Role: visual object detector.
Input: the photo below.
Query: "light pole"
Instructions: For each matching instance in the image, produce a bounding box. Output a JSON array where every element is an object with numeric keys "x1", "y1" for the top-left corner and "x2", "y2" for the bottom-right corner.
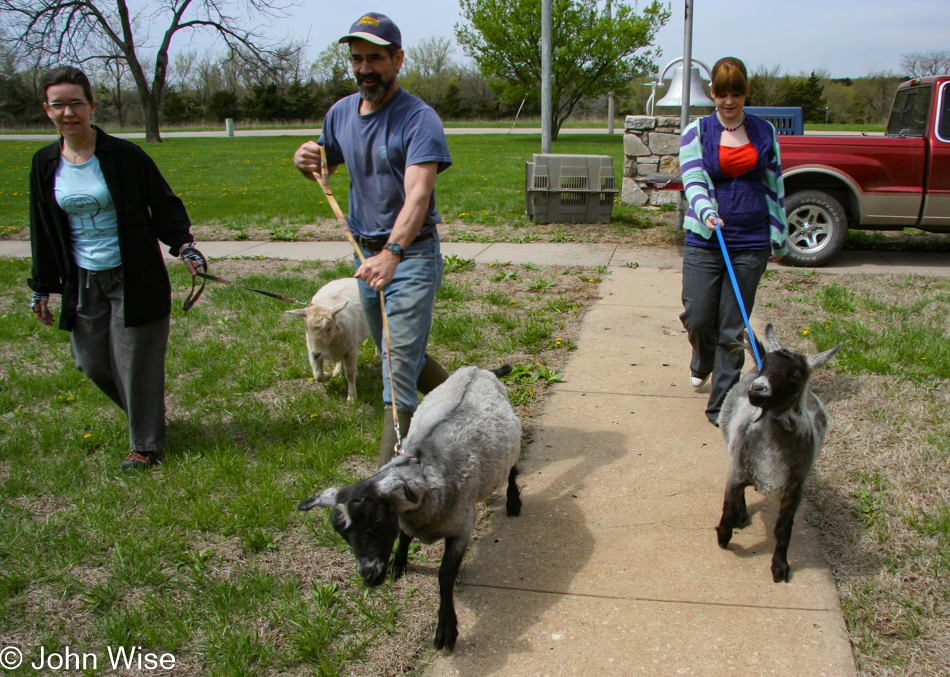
[
  {"x1": 606, "y1": 0, "x2": 614, "y2": 134},
  {"x1": 541, "y1": 0, "x2": 552, "y2": 153},
  {"x1": 676, "y1": 0, "x2": 695, "y2": 228}
]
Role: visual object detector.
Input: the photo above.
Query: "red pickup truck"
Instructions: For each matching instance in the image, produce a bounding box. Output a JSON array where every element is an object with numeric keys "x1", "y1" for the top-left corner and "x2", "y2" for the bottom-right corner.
[{"x1": 779, "y1": 75, "x2": 950, "y2": 266}]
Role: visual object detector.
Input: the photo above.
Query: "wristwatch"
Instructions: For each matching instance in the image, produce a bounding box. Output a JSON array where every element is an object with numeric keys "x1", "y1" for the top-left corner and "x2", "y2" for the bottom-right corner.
[{"x1": 383, "y1": 242, "x2": 405, "y2": 260}]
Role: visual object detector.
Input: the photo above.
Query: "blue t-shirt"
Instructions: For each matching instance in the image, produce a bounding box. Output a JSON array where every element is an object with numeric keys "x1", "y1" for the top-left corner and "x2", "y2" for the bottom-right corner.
[
  {"x1": 54, "y1": 155, "x2": 122, "y2": 270},
  {"x1": 319, "y1": 88, "x2": 452, "y2": 239}
]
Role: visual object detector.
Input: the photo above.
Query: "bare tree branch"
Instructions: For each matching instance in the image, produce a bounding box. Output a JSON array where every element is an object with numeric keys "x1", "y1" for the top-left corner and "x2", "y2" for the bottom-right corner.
[{"x1": 0, "y1": 0, "x2": 299, "y2": 141}]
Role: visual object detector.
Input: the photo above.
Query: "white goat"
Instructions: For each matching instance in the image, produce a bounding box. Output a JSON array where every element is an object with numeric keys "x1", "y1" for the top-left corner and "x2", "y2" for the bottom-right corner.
[
  {"x1": 716, "y1": 323, "x2": 842, "y2": 582},
  {"x1": 286, "y1": 278, "x2": 369, "y2": 402}
]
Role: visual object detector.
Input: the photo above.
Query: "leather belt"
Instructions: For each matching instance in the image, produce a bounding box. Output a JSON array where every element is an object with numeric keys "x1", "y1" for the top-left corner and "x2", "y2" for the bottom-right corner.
[{"x1": 356, "y1": 231, "x2": 434, "y2": 252}]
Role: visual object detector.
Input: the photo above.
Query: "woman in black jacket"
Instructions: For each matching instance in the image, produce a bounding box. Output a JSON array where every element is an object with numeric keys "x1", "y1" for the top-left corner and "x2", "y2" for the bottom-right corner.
[{"x1": 28, "y1": 66, "x2": 204, "y2": 470}]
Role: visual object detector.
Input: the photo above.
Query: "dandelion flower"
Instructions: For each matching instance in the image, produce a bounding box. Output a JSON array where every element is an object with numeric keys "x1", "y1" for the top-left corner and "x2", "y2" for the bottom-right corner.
[
  {"x1": 310, "y1": 413, "x2": 319, "y2": 418},
  {"x1": 66, "y1": 396, "x2": 74, "y2": 401},
  {"x1": 83, "y1": 433, "x2": 91, "y2": 439},
  {"x1": 802, "y1": 328, "x2": 810, "y2": 336}
]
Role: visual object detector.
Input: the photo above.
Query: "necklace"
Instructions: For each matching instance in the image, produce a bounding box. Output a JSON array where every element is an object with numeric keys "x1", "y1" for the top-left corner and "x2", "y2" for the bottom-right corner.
[
  {"x1": 63, "y1": 132, "x2": 95, "y2": 164},
  {"x1": 720, "y1": 113, "x2": 745, "y2": 132}
]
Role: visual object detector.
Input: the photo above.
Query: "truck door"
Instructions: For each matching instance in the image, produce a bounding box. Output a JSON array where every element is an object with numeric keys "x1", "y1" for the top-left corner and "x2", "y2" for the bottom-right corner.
[{"x1": 921, "y1": 81, "x2": 950, "y2": 228}]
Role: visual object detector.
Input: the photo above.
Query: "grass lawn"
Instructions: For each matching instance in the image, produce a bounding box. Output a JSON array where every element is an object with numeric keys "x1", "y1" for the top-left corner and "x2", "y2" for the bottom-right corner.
[
  {"x1": 756, "y1": 271, "x2": 950, "y2": 676},
  {"x1": 0, "y1": 134, "x2": 666, "y2": 240},
  {"x1": 0, "y1": 255, "x2": 599, "y2": 676}
]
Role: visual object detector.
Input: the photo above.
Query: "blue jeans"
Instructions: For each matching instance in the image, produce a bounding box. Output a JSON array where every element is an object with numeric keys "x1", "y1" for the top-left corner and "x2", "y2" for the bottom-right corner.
[
  {"x1": 679, "y1": 245, "x2": 769, "y2": 424},
  {"x1": 356, "y1": 233, "x2": 443, "y2": 412}
]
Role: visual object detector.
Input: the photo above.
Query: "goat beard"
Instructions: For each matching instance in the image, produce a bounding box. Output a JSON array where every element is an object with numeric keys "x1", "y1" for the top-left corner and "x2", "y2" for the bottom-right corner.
[{"x1": 357, "y1": 73, "x2": 395, "y2": 102}]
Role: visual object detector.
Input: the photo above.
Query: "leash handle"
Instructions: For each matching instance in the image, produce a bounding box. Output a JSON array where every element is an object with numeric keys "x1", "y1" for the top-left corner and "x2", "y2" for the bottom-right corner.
[
  {"x1": 714, "y1": 220, "x2": 763, "y2": 369},
  {"x1": 314, "y1": 145, "x2": 403, "y2": 453},
  {"x1": 182, "y1": 245, "x2": 208, "y2": 311}
]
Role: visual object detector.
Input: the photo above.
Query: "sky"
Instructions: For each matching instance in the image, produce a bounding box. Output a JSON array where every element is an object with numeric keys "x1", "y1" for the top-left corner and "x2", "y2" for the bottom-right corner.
[{"x1": 176, "y1": 0, "x2": 948, "y2": 80}]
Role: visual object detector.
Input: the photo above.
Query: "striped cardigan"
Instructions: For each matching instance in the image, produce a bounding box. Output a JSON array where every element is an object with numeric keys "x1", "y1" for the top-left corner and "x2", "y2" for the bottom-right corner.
[{"x1": 679, "y1": 114, "x2": 788, "y2": 256}]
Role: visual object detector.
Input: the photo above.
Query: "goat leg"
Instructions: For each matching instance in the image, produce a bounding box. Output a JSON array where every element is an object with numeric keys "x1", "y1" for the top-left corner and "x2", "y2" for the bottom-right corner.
[
  {"x1": 716, "y1": 480, "x2": 750, "y2": 548},
  {"x1": 772, "y1": 485, "x2": 803, "y2": 583},
  {"x1": 506, "y1": 465, "x2": 522, "y2": 517},
  {"x1": 434, "y1": 535, "x2": 468, "y2": 651},
  {"x1": 344, "y1": 351, "x2": 358, "y2": 402},
  {"x1": 391, "y1": 530, "x2": 413, "y2": 581}
]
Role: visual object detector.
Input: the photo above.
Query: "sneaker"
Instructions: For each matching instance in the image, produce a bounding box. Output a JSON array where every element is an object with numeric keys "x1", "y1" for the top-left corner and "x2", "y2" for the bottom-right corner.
[
  {"x1": 690, "y1": 372, "x2": 710, "y2": 388},
  {"x1": 121, "y1": 450, "x2": 154, "y2": 471}
]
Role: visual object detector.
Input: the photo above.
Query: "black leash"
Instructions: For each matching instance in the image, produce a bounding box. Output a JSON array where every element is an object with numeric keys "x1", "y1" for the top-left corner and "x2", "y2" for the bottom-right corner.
[
  {"x1": 180, "y1": 245, "x2": 307, "y2": 310},
  {"x1": 191, "y1": 272, "x2": 307, "y2": 307}
]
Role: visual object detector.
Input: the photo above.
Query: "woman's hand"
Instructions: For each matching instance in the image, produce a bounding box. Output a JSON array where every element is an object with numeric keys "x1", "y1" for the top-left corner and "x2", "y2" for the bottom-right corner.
[
  {"x1": 31, "y1": 298, "x2": 54, "y2": 326},
  {"x1": 706, "y1": 215, "x2": 722, "y2": 230}
]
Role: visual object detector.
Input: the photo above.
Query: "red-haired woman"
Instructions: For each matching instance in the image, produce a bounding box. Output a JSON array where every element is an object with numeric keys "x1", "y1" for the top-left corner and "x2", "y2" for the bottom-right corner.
[{"x1": 678, "y1": 57, "x2": 788, "y2": 426}]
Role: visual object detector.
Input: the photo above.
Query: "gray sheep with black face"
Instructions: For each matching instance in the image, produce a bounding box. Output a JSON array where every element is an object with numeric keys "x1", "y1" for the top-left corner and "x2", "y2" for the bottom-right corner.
[
  {"x1": 298, "y1": 366, "x2": 522, "y2": 651},
  {"x1": 716, "y1": 323, "x2": 842, "y2": 583}
]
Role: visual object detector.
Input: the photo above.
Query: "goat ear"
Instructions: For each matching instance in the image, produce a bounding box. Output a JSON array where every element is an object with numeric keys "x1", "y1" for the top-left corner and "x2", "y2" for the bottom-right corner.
[
  {"x1": 298, "y1": 488, "x2": 339, "y2": 511},
  {"x1": 286, "y1": 307, "x2": 308, "y2": 317},
  {"x1": 376, "y1": 462, "x2": 427, "y2": 511},
  {"x1": 808, "y1": 342, "x2": 843, "y2": 371},
  {"x1": 328, "y1": 300, "x2": 348, "y2": 319},
  {"x1": 763, "y1": 323, "x2": 782, "y2": 352}
]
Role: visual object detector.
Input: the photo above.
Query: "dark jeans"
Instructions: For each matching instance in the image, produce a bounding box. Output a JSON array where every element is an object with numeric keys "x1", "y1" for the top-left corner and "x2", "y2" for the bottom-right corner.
[
  {"x1": 680, "y1": 245, "x2": 769, "y2": 424},
  {"x1": 70, "y1": 267, "x2": 169, "y2": 452}
]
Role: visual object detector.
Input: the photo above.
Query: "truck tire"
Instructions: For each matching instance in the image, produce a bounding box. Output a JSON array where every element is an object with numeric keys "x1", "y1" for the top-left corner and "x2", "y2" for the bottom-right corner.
[{"x1": 784, "y1": 190, "x2": 848, "y2": 267}]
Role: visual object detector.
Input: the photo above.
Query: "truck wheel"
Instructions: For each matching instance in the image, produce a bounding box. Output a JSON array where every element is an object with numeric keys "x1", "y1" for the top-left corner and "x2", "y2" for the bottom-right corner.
[{"x1": 784, "y1": 190, "x2": 848, "y2": 267}]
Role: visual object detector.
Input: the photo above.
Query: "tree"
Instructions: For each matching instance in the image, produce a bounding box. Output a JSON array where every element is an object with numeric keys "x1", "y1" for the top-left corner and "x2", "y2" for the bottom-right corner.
[
  {"x1": 747, "y1": 64, "x2": 784, "y2": 106},
  {"x1": 0, "y1": 0, "x2": 300, "y2": 142},
  {"x1": 851, "y1": 71, "x2": 901, "y2": 124},
  {"x1": 778, "y1": 71, "x2": 828, "y2": 123},
  {"x1": 402, "y1": 36, "x2": 458, "y2": 110},
  {"x1": 900, "y1": 50, "x2": 950, "y2": 78},
  {"x1": 456, "y1": 0, "x2": 670, "y2": 140},
  {"x1": 312, "y1": 42, "x2": 356, "y2": 106}
]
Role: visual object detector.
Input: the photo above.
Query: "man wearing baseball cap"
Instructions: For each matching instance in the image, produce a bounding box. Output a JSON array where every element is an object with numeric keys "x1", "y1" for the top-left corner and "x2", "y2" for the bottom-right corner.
[{"x1": 293, "y1": 12, "x2": 453, "y2": 467}]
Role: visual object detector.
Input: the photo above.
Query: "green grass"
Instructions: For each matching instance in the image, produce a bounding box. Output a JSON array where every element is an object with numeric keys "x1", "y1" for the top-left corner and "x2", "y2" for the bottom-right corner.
[
  {"x1": 0, "y1": 256, "x2": 587, "y2": 675},
  {"x1": 0, "y1": 134, "x2": 657, "y2": 234},
  {"x1": 798, "y1": 278, "x2": 950, "y2": 381},
  {"x1": 758, "y1": 272, "x2": 950, "y2": 675}
]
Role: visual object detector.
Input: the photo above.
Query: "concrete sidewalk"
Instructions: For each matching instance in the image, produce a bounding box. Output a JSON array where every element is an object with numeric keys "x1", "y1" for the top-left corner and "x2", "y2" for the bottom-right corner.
[
  {"x1": 3, "y1": 239, "x2": 947, "y2": 675},
  {"x1": 3, "y1": 239, "x2": 948, "y2": 275},
  {"x1": 425, "y1": 265, "x2": 856, "y2": 676}
]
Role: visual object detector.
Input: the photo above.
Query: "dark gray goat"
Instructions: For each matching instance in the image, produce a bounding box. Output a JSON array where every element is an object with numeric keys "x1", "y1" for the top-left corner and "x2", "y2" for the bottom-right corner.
[
  {"x1": 716, "y1": 323, "x2": 842, "y2": 583},
  {"x1": 298, "y1": 366, "x2": 522, "y2": 651}
]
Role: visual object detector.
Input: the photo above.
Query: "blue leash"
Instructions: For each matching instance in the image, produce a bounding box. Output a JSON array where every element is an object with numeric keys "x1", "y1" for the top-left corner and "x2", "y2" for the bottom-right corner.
[{"x1": 713, "y1": 220, "x2": 763, "y2": 369}]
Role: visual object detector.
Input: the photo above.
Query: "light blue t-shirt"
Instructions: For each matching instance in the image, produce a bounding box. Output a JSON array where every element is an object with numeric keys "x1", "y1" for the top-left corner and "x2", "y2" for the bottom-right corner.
[
  {"x1": 319, "y1": 88, "x2": 452, "y2": 239},
  {"x1": 54, "y1": 155, "x2": 122, "y2": 270}
]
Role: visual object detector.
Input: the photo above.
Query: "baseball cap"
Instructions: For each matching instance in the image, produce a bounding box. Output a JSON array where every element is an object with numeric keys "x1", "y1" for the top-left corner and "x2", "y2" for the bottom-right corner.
[{"x1": 338, "y1": 12, "x2": 402, "y2": 49}]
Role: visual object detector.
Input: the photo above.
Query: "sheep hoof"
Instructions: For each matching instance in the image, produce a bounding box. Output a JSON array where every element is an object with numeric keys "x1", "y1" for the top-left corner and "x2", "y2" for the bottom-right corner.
[
  {"x1": 434, "y1": 622, "x2": 458, "y2": 652},
  {"x1": 506, "y1": 496, "x2": 522, "y2": 517},
  {"x1": 715, "y1": 525, "x2": 732, "y2": 549},
  {"x1": 772, "y1": 559, "x2": 791, "y2": 583}
]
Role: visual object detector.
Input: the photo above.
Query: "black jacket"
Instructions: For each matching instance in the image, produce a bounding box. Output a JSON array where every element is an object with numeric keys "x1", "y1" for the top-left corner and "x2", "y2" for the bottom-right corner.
[{"x1": 28, "y1": 127, "x2": 193, "y2": 329}]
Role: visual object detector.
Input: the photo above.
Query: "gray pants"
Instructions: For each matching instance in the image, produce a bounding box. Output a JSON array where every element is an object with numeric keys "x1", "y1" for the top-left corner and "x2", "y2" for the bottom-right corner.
[
  {"x1": 680, "y1": 246, "x2": 769, "y2": 424},
  {"x1": 70, "y1": 267, "x2": 169, "y2": 452}
]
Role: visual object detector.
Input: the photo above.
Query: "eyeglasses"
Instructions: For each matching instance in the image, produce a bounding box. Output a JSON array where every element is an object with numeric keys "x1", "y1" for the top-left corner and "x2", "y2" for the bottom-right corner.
[
  {"x1": 349, "y1": 54, "x2": 389, "y2": 66},
  {"x1": 46, "y1": 101, "x2": 91, "y2": 112}
]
